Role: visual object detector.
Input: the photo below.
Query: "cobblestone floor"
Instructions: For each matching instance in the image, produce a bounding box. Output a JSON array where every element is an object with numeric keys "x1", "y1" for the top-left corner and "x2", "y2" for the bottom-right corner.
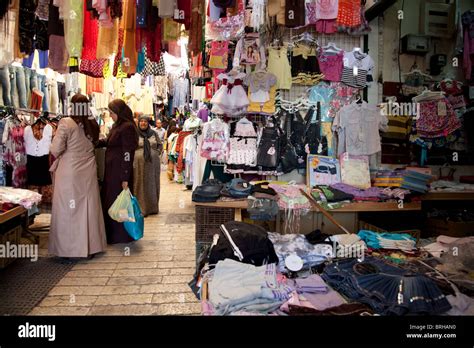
[{"x1": 29, "y1": 172, "x2": 200, "y2": 316}]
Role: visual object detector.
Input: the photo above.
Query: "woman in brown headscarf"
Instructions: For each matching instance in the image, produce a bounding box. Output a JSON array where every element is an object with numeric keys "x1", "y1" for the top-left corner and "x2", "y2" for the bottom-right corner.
[
  {"x1": 49, "y1": 94, "x2": 107, "y2": 258},
  {"x1": 98, "y1": 99, "x2": 139, "y2": 244}
]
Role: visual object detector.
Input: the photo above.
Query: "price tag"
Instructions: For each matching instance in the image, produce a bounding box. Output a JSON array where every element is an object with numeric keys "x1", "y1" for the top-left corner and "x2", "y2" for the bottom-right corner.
[
  {"x1": 267, "y1": 146, "x2": 276, "y2": 155},
  {"x1": 353, "y1": 66, "x2": 358, "y2": 76}
]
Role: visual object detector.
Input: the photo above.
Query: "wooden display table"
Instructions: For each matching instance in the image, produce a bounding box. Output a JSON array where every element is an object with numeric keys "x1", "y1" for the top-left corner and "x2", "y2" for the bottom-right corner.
[
  {"x1": 0, "y1": 205, "x2": 28, "y2": 268},
  {"x1": 193, "y1": 199, "x2": 422, "y2": 242},
  {"x1": 193, "y1": 200, "x2": 421, "y2": 212},
  {"x1": 421, "y1": 191, "x2": 474, "y2": 201},
  {"x1": 0, "y1": 205, "x2": 27, "y2": 224}
]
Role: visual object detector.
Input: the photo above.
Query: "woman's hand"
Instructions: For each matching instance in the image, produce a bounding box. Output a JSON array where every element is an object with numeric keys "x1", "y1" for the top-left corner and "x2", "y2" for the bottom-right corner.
[{"x1": 122, "y1": 181, "x2": 129, "y2": 190}]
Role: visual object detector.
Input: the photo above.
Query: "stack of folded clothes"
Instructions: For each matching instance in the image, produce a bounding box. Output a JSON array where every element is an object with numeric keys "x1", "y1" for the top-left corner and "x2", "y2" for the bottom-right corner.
[
  {"x1": 401, "y1": 170, "x2": 432, "y2": 193},
  {"x1": 330, "y1": 183, "x2": 389, "y2": 202},
  {"x1": 372, "y1": 170, "x2": 405, "y2": 188}
]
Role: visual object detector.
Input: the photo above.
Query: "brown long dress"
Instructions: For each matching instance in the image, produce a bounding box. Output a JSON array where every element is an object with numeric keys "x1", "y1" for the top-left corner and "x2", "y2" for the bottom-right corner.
[
  {"x1": 133, "y1": 135, "x2": 162, "y2": 216},
  {"x1": 49, "y1": 118, "x2": 107, "y2": 258},
  {"x1": 100, "y1": 122, "x2": 138, "y2": 244}
]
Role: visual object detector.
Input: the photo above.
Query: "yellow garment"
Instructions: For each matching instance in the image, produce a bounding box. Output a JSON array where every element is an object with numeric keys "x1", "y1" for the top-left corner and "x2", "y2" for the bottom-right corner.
[
  {"x1": 208, "y1": 55, "x2": 227, "y2": 70},
  {"x1": 163, "y1": 18, "x2": 180, "y2": 42},
  {"x1": 292, "y1": 44, "x2": 318, "y2": 59},
  {"x1": 103, "y1": 60, "x2": 112, "y2": 79},
  {"x1": 321, "y1": 122, "x2": 333, "y2": 155},
  {"x1": 292, "y1": 73, "x2": 324, "y2": 85},
  {"x1": 97, "y1": 18, "x2": 119, "y2": 59},
  {"x1": 267, "y1": 47, "x2": 292, "y2": 90},
  {"x1": 63, "y1": 0, "x2": 83, "y2": 57},
  {"x1": 121, "y1": 0, "x2": 137, "y2": 75},
  {"x1": 248, "y1": 86, "x2": 277, "y2": 114}
]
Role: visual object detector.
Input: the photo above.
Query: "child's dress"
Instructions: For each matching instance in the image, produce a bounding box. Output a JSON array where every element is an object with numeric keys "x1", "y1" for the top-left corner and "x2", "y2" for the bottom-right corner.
[{"x1": 211, "y1": 72, "x2": 250, "y2": 115}]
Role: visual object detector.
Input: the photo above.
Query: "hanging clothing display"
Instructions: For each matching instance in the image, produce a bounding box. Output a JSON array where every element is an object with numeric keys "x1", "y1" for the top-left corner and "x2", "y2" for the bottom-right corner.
[
  {"x1": 24, "y1": 122, "x2": 53, "y2": 186},
  {"x1": 333, "y1": 101, "x2": 388, "y2": 157},
  {"x1": 211, "y1": 72, "x2": 249, "y2": 115}
]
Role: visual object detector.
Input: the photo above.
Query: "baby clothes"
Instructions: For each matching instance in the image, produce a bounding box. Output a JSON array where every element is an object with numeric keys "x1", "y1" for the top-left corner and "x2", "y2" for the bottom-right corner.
[
  {"x1": 327, "y1": 82, "x2": 359, "y2": 118},
  {"x1": 244, "y1": 71, "x2": 277, "y2": 103},
  {"x1": 308, "y1": 82, "x2": 334, "y2": 122},
  {"x1": 318, "y1": 49, "x2": 344, "y2": 82},
  {"x1": 267, "y1": 47, "x2": 292, "y2": 90},
  {"x1": 248, "y1": 85, "x2": 277, "y2": 114},
  {"x1": 200, "y1": 119, "x2": 230, "y2": 161},
  {"x1": 417, "y1": 98, "x2": 461, "y2": 138},
  {"x1": 211, "y1": 72, "x2": 250, "y2": 115},
  {"x1": 208, "y1": 41, "x2": 229, "y2": 70},
  {"x1": 290, "y1": 44, "x2": 320, "y2": 77},
  {"x1": 227, "y1": 120, "x2": 258, "y2": 166},
  {"x1": 341, "y1": 50, "x2": 374, "y2": 88}
]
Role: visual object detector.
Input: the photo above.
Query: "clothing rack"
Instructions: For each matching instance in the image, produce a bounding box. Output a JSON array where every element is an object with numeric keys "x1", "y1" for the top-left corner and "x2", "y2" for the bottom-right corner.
[{"x1": 0, "y1": 105, "x2": 65, "y2": 118}]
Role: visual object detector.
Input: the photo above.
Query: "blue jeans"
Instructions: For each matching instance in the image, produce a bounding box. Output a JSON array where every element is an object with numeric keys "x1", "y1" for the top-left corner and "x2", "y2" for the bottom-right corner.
[
  {"x1": 37, "y1": 74, "x2": 49, "y2": 112},
  {"x1": 0, "y1": 66, "x2": 12, "y2": 106},
  {"x1": 24, "y1": 67, "x2": 38, "y2": 107},
  {"x1": 9, "y1": 65, "x2": 28, "y2": 109}
]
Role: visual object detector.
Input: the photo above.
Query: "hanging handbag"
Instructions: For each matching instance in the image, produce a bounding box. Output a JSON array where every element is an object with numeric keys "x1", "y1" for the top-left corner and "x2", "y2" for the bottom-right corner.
[
  {"x1": 257, "y1": 117, "x2": 281, "y2": 169},
  {"x1": 279, "y1": 112, "x2": 299, "y2": 173},
  {"x1": 304, "y1": 102, "x2": 328, "y2": 156}
]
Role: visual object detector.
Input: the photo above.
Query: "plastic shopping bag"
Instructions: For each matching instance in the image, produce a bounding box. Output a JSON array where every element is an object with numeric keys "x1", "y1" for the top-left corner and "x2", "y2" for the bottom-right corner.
[
  {"x1": 108, "y1": 189, "x2": 135, "y2": 222},
  {"x1": 124, "y1": 195, "x2": 144, "y2": 241}
]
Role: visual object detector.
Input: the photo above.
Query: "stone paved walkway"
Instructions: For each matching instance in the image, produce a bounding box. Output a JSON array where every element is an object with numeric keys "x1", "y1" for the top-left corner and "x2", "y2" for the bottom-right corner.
[{"x1": 29, "y1": 172, "x2": 200, "y2": 315}]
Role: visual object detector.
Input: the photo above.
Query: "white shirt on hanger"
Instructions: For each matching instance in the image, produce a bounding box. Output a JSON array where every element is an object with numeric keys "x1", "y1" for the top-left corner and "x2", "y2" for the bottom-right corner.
[{"x1": 24, "y1": 124, "x2": 53, "y2": 157}]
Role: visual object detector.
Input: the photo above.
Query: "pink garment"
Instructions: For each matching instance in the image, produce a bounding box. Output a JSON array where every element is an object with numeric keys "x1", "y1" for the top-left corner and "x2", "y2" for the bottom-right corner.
[
  {"x1": 281, "y1": 291, "x2": 318, "y2": 313},
  {"x1": 315, "y1": 19, "x2": 337, "y2": 34},
  {"x1": 201, "y1": 300, "x2": 215, "y2": 315},
  {"x1": 315, "y1": 0, "x2": 338, "y2": 19},
  {"x1": 463, "y1": 27, "x2": 474, "y2": 80},
  {"x1": 318, "y1": 50, "x2": 343, "y2": 82},
  {"x1": 417, "y1": 99, "x2": 462, "y2": 138},
  {"x1": 3, "y1": 124, "x2": 27, "y2": 188}
]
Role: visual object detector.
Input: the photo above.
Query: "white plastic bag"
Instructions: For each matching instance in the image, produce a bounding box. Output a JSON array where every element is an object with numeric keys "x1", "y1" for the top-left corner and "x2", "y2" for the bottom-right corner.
[{"x1": 108, "y1": 189, "x2": 135, "y2": 222}]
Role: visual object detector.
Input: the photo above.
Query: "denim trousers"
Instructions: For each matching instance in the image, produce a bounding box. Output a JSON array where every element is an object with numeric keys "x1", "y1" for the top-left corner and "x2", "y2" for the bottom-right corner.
[
  {"x1": 9, "y1": 65, "x2": 28, "y2": 109},
  {"x1": 322, "y1": 257, "x2": 451, "y2": 315},
  {"x1": 24, "y1": 67, "x2": 38, "y2": 107},
  {"x1": 37, "y1": 74, "x2": 49, "y2": 112},
  {"x1": 0, "y1": 65, "x2": 12, "y2": 106}
]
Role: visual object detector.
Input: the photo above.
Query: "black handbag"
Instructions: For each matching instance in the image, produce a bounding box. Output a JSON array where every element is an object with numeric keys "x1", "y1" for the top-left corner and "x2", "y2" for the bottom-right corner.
[
  {"x1": 279, "y1": 111, "x2": 300, "y2": 173},
  {"x1": 257, "y1": 120, "x2": 280, "y2": 169},
  {"x1": 192, "y1": 179, "x2": 223, "y2": 202},
  {"x1": 280, "y1": 113, "x2": 306, "y2": 174},
  {"x1": 304, "y1": 102, "x2": 328, "y2": 156}
]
